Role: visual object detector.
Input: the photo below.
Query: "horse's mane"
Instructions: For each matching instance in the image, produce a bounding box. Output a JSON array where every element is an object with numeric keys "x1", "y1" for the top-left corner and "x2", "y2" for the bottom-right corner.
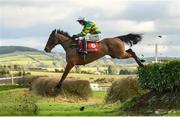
[{"x1": 57, "y1": 29, "x2": 72, "y2": 39}]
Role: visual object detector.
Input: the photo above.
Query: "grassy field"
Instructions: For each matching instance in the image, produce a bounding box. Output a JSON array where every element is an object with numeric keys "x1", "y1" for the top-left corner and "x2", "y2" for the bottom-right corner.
[
  {"x1": 1, "y1": 85, "x2": 179, "y2": 116},
  {"x1": 0, "y1": 85, "x2": 118, "y2": 116},
  {"x1": 0, "y1": 51, "x2": 56, "y2": 66},
  {"x1": 28, "y1": 71, "x2": 136, "y2": 86},
  {"x1": 29, "y1": 71, "x2": 135, "y2": 79},
  {"x1": 0, "y1": 72, "x2": 179, "y2": 116},
  {"x1": 37, "y1": 91, "x2": 118, "y2": 116},
  {"x1": 47, "y1": 66, "x2": 137, "y2": 72},
  {"x1": 0, "y1": 51, "x2": 139, "y2": 69}
]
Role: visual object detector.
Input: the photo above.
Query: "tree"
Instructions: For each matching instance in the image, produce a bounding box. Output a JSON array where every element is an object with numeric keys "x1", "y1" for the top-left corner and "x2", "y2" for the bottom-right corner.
[
  {"x1": 75, "y1": 65, "x2": 81, "y2": 73},
  {"x1": 108, "y1": 65, "x2": 117, "y2": 75},
  {"x1": 96, "y1": 66, "x2": 100, "y2": 72}
]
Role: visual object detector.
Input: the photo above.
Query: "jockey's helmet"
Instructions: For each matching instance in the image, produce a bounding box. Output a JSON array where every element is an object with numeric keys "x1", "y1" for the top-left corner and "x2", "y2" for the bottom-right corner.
[{"x1": 77, "y1": 17, "x2": 85, "y2": 21}]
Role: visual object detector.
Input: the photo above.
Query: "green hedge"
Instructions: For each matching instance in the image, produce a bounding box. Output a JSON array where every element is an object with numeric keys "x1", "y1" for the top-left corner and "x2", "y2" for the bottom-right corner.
[
  {"x1": 106, "y1": 77, "x2": 142, "y2": 103},
  {"x1": 138, "y1": 60, "x2": 180, "y2": 92}
]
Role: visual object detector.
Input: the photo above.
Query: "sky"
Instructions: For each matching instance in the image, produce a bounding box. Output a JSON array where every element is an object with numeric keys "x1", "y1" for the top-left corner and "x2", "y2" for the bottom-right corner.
[{"x1": 0, "y1": 0, "x2": 180, "y2": 57}]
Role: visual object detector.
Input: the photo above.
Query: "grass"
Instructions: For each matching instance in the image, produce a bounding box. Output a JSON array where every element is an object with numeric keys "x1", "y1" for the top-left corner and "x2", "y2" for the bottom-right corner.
[
  {"x1": 47, "y1": 66, "x2": 108, "y2": 72},
  {"x1": 0, "y1": 85, "x2": 21, "y2": 91},
  {"x1": 0, "y1": 85, "x2": 118, "y2": 116},
  {"x1": 0, "y1": 87, "x2": 38, "y2": 116},
  {"x1": 29, "y1": 71, "x2": 136, "y2": 86},
  {"x1": 0, "y1": 84, "x2": 179, "y2": 116},
  {"x1": 0, "y1": 51, "x2": 53, "y2": 66},
  {"x1": 36, "y1": 90, "x2": 118, "y2": 116},
  {"x1": 166, "y1": 111, "x2": 180, "y2": 116},
  {"x1": 37, "y1": 103, "x2": 117, "y2": 116},
  {"x1": 29, "y1": 71, "x2": 135, "y2": 79}
]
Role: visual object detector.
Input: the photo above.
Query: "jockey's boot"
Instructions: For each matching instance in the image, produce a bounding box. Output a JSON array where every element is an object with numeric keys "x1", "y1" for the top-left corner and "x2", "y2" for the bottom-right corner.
[{"x1": 81, "y1": 38, "x2": 88, "y2": 55}]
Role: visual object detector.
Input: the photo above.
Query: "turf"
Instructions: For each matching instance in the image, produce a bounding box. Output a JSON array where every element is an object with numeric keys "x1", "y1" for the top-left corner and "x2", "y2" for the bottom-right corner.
[{"x1": 0, "y1": 86, "x2": 118, "y2": 116}]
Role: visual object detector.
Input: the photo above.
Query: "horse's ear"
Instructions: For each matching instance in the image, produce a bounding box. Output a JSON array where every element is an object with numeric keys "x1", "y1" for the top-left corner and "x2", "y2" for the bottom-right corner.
[{"x1": 52, "y1": 29, "x2": 56, "y2": 34}]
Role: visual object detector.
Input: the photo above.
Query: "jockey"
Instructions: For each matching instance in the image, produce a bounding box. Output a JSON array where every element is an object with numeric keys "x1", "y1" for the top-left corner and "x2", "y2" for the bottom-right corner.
[{"x1": 72, "y1": 17, "x2": 101, "y2": 54}]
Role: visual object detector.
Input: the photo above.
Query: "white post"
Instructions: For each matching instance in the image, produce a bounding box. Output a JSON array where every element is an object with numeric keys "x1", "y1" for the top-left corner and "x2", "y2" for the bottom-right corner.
[
  {"x1": 11, "y1": 74, "x2": 14, "y2": 85},
  {"x1": 155, "y1": 35, "x2": 162, "y2": 63},
  {"x1": 155, "y1": 43, "x2": 158, "y2": 63}
]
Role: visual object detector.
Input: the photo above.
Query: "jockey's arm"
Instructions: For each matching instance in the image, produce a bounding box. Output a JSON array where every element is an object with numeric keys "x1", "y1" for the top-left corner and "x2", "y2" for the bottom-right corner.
[{"x1": 77, "y1": 25, "x2": 91, "y2": 37}]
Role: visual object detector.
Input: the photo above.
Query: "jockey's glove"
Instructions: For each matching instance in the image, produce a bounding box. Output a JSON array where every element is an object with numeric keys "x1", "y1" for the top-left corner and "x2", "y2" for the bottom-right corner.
[{"x1": 72, "y1": 35, "x2": 78, "y2": 39}]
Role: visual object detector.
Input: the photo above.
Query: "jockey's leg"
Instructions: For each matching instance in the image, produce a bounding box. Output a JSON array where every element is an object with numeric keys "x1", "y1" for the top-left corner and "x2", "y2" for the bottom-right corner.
[{"x1": 81, "y1": 38, "x2": 88, "y2": 54}]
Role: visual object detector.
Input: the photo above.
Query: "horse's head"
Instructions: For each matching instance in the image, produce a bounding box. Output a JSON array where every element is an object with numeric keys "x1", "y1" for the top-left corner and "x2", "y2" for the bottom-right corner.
[
  {"x1": 44, "y1": 29, "x2": 58, "y2": 52},
  {"x1": 45, "y1": 29, "x2": 73, "y2": 52}
]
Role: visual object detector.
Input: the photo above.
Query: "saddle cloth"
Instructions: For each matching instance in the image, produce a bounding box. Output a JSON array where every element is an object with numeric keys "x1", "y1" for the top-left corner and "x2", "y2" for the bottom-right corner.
[{"x1": 78, "y1": 41, "x2": 100, "y2": 52}]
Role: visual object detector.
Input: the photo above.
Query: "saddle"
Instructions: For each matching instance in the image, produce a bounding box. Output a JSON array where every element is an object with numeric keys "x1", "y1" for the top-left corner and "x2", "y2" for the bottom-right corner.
[{"x1": 78, "y1": 40, "x2": 99, "y2": 52}]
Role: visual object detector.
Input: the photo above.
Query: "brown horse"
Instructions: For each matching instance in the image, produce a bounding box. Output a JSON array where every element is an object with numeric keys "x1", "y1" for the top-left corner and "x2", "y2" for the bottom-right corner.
[{"x1": 44, "y1": 29, "x2": 144, "y2": 91}]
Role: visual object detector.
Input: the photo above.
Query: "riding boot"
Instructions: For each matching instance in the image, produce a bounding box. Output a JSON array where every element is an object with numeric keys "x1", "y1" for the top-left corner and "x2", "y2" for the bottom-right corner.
[{"x1": 82, "y1": 38, "x2": 88, "y2": 55}]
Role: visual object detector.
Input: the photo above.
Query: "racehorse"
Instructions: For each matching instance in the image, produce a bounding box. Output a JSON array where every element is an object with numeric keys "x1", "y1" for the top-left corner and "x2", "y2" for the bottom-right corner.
[{"x1": 44, "y1": 29, "x2": 145, "y2": 91}]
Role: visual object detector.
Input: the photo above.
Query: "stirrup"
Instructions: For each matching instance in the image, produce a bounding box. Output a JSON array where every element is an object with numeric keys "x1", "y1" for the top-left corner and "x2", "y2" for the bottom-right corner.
[
  {"x1": 81, "y1": 50, "x2": 88, "y2": 55},
  {"x1": 79, "y1": 49, "x2": 88, "y2": 55},
  {"x1": 82, "y1": 51, "x2": 88, "y2": 55}
]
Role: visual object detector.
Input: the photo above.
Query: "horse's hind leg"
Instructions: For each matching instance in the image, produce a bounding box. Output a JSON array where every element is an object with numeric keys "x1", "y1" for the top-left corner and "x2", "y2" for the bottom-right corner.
[
  {"x1": 118, "y1": 51, "x2": 133, "y2": 59},
  {"x1": 126, "y1": 49, "x2": 144, "y2": 67},
  {"x1": 117, "y1": 49, "x2": 144, "y2": 67},
  {"x1": 117, "y1": 47, "x2": 133, "y2": 59}
]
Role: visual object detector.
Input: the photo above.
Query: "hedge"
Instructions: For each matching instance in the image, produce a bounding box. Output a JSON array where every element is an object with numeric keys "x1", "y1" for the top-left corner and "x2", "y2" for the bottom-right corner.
[
  {"x1": 18, "y1": 77, "x2": 92, "y2": 99},
  {"x1": 138, "y1": 60, "x2": 180, "y2": 92},
  {"x1": 106, "y1": 77, "x2": 142, "y2": 103}
]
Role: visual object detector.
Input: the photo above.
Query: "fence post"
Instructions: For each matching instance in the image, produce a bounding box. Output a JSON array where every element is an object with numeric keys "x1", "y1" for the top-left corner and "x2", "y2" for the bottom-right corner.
[{"x1": 11, "y1": 74, "x2": 14, "y2": 85}]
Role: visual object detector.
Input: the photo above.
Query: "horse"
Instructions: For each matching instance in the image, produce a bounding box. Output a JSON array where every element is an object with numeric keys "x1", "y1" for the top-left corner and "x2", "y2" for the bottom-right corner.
[{"x1": 44, "y1": 29, "x2": 145, "y2": 91}]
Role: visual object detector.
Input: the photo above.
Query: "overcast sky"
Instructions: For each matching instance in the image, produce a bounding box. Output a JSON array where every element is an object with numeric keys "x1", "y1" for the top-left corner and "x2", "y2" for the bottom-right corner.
[{"x1": 0, "y1": 0, "x2": 180, "y2": 57}]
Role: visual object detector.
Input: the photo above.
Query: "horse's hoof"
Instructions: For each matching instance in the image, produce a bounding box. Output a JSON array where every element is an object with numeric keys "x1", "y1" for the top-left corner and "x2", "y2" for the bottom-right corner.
[
  {"x1": 140, "y1": 59, "x2": 145, "y2": 63},
  {"x1": 52, "y1": 86, "x2": 60, "y2": 93},
  {"x1": 139, "y1": 64, "x2": 144, "y2": 67}
]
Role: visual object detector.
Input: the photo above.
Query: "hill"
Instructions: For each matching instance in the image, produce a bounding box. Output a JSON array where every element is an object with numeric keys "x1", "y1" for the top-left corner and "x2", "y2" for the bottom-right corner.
[
  {"x1": 0, "y1": 46, "x2": 40, "y2": 54},
  {"x1": 0, "y1": 46, "x2": 179, "y2": 67}
]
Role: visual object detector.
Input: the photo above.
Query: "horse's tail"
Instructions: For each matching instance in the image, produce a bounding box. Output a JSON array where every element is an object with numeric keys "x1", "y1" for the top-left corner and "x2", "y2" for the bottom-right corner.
[{"x1": 117, "y1": 33, "x2": 142, "y2": 46}]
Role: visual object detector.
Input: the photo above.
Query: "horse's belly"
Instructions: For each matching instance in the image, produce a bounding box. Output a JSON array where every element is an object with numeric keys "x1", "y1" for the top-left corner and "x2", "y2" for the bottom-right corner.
[{"x1": 76, "y1": 53, "x2": 105, "y2": 65}]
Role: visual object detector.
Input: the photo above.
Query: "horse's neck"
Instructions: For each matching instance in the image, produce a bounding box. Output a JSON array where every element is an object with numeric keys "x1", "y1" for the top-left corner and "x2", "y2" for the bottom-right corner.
[{"x1": 57, "y1": 36, "x2": 73, "y2": 51}]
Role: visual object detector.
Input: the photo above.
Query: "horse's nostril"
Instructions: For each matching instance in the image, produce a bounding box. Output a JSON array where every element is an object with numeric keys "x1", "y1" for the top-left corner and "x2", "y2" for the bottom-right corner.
[
  {"x1": 44, "y1": 48, "x2": 51, "y2": 53},
  {"x1": 44, "y1": 48, "x2": 48, "y2": 52}
]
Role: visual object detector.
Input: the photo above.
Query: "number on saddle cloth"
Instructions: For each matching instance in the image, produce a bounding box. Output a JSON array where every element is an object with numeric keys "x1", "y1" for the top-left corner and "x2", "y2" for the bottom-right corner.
[{"x1": 78, "y1": 34, "x2": 100, "y2": 52}]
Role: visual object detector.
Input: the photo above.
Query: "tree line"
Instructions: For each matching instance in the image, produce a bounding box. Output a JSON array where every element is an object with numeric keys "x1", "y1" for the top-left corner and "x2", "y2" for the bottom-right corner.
[
  {"x1": 54, "y1": 65, "x2": 137, "y2": 75},
  {"x1": 0, "y1": 65, "x2": 30, "y2": 77}
]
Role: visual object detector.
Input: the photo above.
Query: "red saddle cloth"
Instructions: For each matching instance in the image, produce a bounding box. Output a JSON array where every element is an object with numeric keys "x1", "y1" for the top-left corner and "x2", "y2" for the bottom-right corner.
[{"x1": 78, "y1": 41, "x2": 99, "y2": 52}]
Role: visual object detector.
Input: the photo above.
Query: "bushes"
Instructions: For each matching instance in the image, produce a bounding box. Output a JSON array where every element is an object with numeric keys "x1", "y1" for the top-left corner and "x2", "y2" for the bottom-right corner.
[
  {"x1": 0, "y1": 65, "x2": 10, "y2": 77},
  {"x1": 17, "y1": 76, "x2": 92, "y2": 99},
  {"x1": 120, "y1": 91, "x2": 180, "y2": 114},
  {"x1": 75, "y1": 65, "x2": 81, "y2": 73},
  {"x1": 16, "y1": 76, "x2": 39, "y2": 88},
  {"x1": 18, "y1": 77, "x2": 92, "y2": 99},
  {"x1": 0, "y1": 65, "x2": 30, "y2": 77},
  {"x1": 108, "y1": 65, "x2": 118, "y2": 75},
  {"x1": 0, "y1": 92, "x2": 39, "y2": 116},
  {"x1": 0, "y1": 68, "x2": 10, "y2": 77},
  {"x1": 138, "y1": 60, "x2": 180, "y2": 92},
  {"x1": 61, "y1": 79, "x2": 92, "y2": 99},
  {"x1": 106, "y1": 77, "x2": 142, "y2": 103},
  {"x1": 119, "y1": 69, "x2": 137, "y2": 75}
]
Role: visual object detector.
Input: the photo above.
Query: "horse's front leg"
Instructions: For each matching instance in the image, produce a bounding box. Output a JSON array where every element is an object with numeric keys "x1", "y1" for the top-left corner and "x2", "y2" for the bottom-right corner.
[{"x1": 53, "y1": 63, "x2": 74, "y2": 92}]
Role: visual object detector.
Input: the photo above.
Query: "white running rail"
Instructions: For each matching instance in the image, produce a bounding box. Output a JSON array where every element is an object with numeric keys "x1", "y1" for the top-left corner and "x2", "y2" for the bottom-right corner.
[{"x1": 0, "y1": 76, "x2": 23, "y2": 80}]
